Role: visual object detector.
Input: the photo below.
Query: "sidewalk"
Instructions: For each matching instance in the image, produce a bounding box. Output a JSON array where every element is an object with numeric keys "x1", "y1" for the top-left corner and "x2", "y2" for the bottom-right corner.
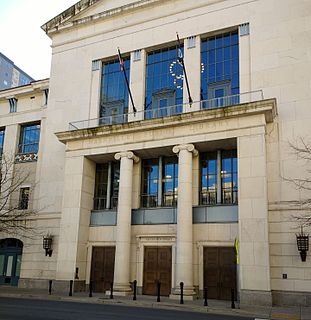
[{"x1": 0, "y1": 286, "x2": 310, "y2": 320}]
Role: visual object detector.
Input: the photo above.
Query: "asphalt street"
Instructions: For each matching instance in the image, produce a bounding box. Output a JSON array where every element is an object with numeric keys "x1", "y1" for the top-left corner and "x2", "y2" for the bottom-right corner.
[{"x1": 0, "y1": 297, "x2": 253, "y2": 320}]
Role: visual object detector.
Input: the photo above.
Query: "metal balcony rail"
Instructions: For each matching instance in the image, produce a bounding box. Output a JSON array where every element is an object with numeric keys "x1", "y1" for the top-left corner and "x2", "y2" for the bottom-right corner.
[{"x1": 69, "y1": 90, "x2": 264, "y2": 131}]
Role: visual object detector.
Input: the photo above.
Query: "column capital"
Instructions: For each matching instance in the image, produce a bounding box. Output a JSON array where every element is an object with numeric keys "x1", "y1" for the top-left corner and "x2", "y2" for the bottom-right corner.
[
  {"x1": 172, "y1": 144, "x2": 198, "y2": 156},
  {"x1": 114, "y1": 151, "x2": 140, "y2": 163}
]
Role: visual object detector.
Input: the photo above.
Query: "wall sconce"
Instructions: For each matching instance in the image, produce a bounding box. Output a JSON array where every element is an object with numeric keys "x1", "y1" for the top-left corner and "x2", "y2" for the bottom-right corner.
[
  {"x1": 296, "y1": 226, "x2": 309, "y2": 262},
  {"x1": 43, "y1": 235, "x2": 53, "y2": 257}
]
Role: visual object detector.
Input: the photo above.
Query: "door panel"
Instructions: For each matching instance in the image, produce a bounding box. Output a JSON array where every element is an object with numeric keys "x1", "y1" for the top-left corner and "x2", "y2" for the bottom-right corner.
[
  {"x1": 204, "y1": 247, "x2": 236, "y2": 300},
  {"x1": 143, "y1": 247, "x2": 172, "y2": 296},
  {"x1": 90, "y1": 247, "x2": 115, "y2": 292}
]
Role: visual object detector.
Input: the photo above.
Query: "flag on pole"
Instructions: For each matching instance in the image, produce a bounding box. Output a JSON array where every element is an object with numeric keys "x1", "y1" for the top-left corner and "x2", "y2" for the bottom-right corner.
[
  {"x1": 117, "y1": 48, "x2": 137, "y2": 114},
  {"x1": 176, "y1": 33, "x2": 193, "y2": 105}
]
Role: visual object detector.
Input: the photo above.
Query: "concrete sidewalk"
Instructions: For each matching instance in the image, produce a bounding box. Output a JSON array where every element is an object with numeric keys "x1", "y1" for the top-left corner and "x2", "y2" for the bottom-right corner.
[{"x1": 0, "y1": 286, "x2": 310, "y2": 320}]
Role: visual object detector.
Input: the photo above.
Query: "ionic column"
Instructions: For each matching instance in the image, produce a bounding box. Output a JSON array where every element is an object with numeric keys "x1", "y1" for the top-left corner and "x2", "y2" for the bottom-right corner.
[
  {"x1": 172, "y1": 144, "x2": 198, "y2": 298},
  {"x1": 113, "y1": 151, "x2": 139, "y2": 295}
]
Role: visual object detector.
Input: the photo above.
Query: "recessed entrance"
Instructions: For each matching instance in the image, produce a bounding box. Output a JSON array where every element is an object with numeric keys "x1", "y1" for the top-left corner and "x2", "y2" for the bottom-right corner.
[
  {"x1": 203, "y1": 246, "x2": 236, "y2": 300},
  {"x1": 90, "y1": 246, "x2": 115, "y2": 292},
  {"x1": 0, "y1": 238, "x2": 23, "y2": 286},
  {"x1": 143, "y1": 246, "x2": 172, "y2": 296}
]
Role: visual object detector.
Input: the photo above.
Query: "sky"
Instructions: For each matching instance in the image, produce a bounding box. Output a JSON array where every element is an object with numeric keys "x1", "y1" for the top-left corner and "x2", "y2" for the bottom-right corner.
[{"x1": 0, "y1": 0, "x2": 78, "y2": 80}]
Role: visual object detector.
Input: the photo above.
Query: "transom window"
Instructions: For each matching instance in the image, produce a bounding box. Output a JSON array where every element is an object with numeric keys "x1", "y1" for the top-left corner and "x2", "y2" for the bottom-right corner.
[
  {"x1": 18, "y1": 123, "x2": 40, "y2": 154},
  {"x1": 201, "y1": 31, "x2": 239, "y2": 107},
  {"x1": 145, "y1": 46, "x2": 184, "y2": 119},
  {"x1": 100, "y1": 58, "x2": 130, "y2": 123}
]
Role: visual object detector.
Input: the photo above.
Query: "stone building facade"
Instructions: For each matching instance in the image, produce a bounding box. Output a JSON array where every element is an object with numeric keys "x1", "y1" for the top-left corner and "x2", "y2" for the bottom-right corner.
[{"x1": 0, "y1": 0, "x2": 310, "y2": 306}]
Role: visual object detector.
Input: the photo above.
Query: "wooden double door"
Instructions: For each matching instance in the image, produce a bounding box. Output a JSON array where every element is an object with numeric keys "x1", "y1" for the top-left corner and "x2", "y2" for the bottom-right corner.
[
  {"x1": 90, "y1": 247, "x2": 115, "y2": 292},
  {"x1": 143, "y1": 247, "x2": 172, "y2": 296},
  {"x1": 203, "y1": 247, "x2": 236, "y2": 301}
]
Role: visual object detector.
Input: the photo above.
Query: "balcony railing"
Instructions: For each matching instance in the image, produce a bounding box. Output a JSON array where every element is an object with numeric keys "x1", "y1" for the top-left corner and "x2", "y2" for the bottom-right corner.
[{"x1": 69, "y1": 90, "x2": 264, "y2": 131}]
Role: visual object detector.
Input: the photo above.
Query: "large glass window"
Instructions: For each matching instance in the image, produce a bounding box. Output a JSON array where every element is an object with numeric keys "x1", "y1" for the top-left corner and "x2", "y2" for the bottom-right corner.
[
  {"x1": 18, "y1": 123, "x2": 40, "y2": 154},
  {"x1": 200, "y1": 152, "x2": 217, "y2": 205},
  {"x1": 221, "y1": 150, "x2": 238, "y2": 204},
  {"x1": 201, "y1": 31, "x2": 239, "y2": 107},
  {"x1": 141, "y1": 156, "x2": 178, "y2": 208},
  {"x1": 145, "y1": 46, "x2": 184, "y2": 119},
  {"x1": 162, "y1": 157, "x2": 178, "y2": 207},
  {"x1": 200, "y1": 150, "x2": 238, "y2": 205},
  {"x1": 141, "y1": 159, "x2": 159, "y2": 208},
  {"x1": 93, "y1": 162, "x2": 120, "y2": 210},
  {"x1": 100, "y1": 58, "x2": 130, "y2": 124}
]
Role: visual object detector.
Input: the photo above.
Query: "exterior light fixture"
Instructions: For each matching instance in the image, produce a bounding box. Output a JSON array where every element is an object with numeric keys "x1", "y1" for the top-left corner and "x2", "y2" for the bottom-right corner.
[
  {"x1": 43, "y1": 234, "x2": 53, "y2": 257},
  {"x1": 296, "y1": 226, "x2": 309, "y2": 262}
]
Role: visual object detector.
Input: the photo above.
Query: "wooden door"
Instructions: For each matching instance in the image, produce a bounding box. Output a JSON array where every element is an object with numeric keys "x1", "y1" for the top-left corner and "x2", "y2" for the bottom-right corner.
[
  {"x1": 143, "y1": 247, "x2": 172, "y2": 296},
  {"x1": 90, "y1": 247, "x2": 115, "y2": 292},
  {"x1": 203, "y1": 247, "x2": 236, "y2": 300}
]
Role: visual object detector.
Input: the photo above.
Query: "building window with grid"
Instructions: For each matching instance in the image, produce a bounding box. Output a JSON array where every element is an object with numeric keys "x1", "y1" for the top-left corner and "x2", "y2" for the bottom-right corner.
[
  {"x1": 145, "y1": 46, "x2": 184, "y2": 119},
  {"x1": 141, "y1": 157, "x2": 178, "y2": 208},
  {"x1": 0, "y1": 129, "x2": 5, "y2": 157},
  {"x1": 200, "y1": 151, "x2": 217, "y2": 205},
  {"x1": 200, "y1": 150, "x2": 237, "y2": 205},
  {"x1": 201, "y1": 31, "x2": 239, "y2": 108},
  {"x1": 100, "y1": 58, "x2": 130, "y2": 125},
  {"x1": 18, "y1": 123, "x2": 40, "y2": 154},
  {"x1": 93, "y1": 162, "x2": 120, "y2": 210},
  {"x1": 18, "y1": 187, "x2": 30, "y2": 210},
  {"x1": 221, "y1": 150, "x2": 238, "y2": 204}
]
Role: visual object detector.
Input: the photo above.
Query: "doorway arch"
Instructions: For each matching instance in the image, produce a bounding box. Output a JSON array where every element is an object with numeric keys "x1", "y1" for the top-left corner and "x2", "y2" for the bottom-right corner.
[{"x1": 0, "y1": 238, "x2": 23, "y2": 286}]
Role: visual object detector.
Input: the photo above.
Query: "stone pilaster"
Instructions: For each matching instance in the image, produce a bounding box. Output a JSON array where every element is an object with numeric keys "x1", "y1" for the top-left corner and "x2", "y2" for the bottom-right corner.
[
  {"x1": 113, "y1": 151, "x2": 139, "y2": 295},
  {"x1": 172, "y1": 144, "x2": 198, "y2": 298},
  {"x1": 238, "y1": 131, "x2": 272, "y2": 306}
]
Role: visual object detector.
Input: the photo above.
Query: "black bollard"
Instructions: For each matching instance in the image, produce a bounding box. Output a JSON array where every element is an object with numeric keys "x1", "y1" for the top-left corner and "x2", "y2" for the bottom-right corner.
[
  {"x1": 156, "y1": 281, "x2": 161, "y2": 302},
  {"x1": 69, "y1": 280, "x2": 73, "y2": 296},
  {"x1": 110, "y1": 282, "x2": 114, "y2": 299},
  {"x1": 231, "y1": 288, "x2": 235, "y2": 309},
  {"x1": 180, "y1": 282, "x2": 184, "y2": 304},
  {"x1": 89, "y1": 281, "x2": 93, "y2": 298},
  {"x1": 48, "y1": 280, "x2": 52, "y2": 295},
  {"x1": 204, "y1": 287, "x2": 208, "y2": 306},
  {"x1": 133, "y1": 280, "x2": 137, "y2": 301}
]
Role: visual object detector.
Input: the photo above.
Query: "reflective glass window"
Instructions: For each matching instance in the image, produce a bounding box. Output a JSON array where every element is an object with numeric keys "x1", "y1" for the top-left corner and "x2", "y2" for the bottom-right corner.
[
  {"x1": 200, "y1": 152, "x2": 217, "y2": 205},
  {"x1": 201, "y1": 31, "x2": 239, "y2": 104},
  {"x1": 141, "y1": 159, "x2": 159, "y2": 208},
  {"x1": 0, "y1": 129, "x2": 4, "y2": 156},
  {"x1": 163, "y1": 157, "x2": 178, "y2": 207},
  {"x1": 221, "y1": 150, "x2": 238, "y2": 204},
  {"x1": 18, "y1": 123, "x2": 40, "y2": 154},
  {"x1": 94, "y1": 163, "x2": 120, "y2": 210},
  {"x1": 100, "y1": 58, "x2": 130, "y2": 122},
  {"x1": 145, "y1": 46, "x2": 184, "y2": 119}
]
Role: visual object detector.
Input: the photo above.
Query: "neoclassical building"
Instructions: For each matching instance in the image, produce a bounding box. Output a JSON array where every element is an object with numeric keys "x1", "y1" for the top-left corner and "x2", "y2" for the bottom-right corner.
[{"x1": 0, "y1": 0, "x2": 310, "y2": 306}]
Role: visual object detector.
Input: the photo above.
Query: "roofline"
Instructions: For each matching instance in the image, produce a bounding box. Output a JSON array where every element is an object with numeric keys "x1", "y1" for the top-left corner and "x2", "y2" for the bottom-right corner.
[
  {"x1": 41, "y1": 0, "x2": 100, "y2": 34},
  {"x1": 0, "y1": 79, "x2": 49, "y2": 99}
]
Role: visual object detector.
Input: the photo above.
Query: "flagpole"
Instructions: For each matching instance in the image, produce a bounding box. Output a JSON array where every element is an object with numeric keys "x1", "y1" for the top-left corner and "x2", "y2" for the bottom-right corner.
[
  {"x1": 176, "y1": 33, "x2": 193, "y2": 106},
  {"x1": 117, "y1": 48, "x2": 137, "y2": 114}
]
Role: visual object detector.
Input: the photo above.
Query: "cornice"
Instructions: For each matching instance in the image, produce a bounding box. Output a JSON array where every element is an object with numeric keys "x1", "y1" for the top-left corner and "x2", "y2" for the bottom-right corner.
[{"x1": 56, "y1": 98, "x2": 277, "y2": 144}]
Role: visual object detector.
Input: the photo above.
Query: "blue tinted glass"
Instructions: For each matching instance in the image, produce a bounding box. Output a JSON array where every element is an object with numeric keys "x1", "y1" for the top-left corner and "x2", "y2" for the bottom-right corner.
[
  {"x1": 231, "y1": 32, "x2": 238, "y2": 45},
  {"x1": 223, "y1": 33, "x2": 231, "y2": 46},
  {"x1": 216, "y1": 48, "x2": 223, "y2": 62},
  {"x1": 216, "y1": 35, "x2": 223, "y2": 48},
  {"x1": 208, "y1": 50, "x2": 215, "y2": 64}
]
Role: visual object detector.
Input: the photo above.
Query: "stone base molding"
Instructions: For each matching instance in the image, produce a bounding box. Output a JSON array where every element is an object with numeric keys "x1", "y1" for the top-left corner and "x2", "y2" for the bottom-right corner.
[
  {"x1": 272, "y1": 290, "x2": 311, "y2": 307},
  {"x1": 18, "y1": 278, "x2": 86, "y2": 293},
  {"x1": 240, "y1": 289, "x2": 272, "y2": 306}
]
